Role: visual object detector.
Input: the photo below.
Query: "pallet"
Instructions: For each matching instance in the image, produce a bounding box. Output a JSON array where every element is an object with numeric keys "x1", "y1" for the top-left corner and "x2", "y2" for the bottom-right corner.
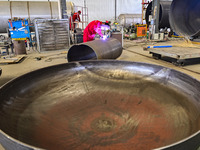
[
  {"x1": 0, "y1": 55, "x2": 26, "y2": 64},
  {"x1": 147, "y1": 47, "x2": 200, "y2": 66}
]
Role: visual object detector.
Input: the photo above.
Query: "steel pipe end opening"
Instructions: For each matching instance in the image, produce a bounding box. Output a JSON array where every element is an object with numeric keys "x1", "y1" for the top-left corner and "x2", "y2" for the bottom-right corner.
[
  {"x1": 145, "y1": 1, "x2": 172, "y2": 29},
  {"x1": 67, "y1": 45, "x2": 97, "y2": 62},
  {"x1": 67, "y1": 38, "x2": 123, "y2": 62},
  {"x1": 169, "y1": 0, "x2": 200, "y2": 37}
]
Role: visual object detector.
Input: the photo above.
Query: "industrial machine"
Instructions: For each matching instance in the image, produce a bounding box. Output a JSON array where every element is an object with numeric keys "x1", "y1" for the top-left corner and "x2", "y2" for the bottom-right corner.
[
  {"x1": 136, "y1": 24, "x2": 147, "y2": 37},
  {"x1": 123, "y1": 25, "x2": 137, "y2": 40},
  {"x1": 123, "y1": 24, "x2": 147, "y2": 40},
  {"x1": 7, "y1": 18, "x2": 35, "y2": 52},
  {"x1": 8, "y1": 18, "x2": 32, "y2": 41}
]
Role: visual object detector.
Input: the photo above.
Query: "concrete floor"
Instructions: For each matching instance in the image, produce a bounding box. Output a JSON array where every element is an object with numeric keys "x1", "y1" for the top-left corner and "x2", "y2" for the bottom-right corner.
[
  {"x1": 0, "y1": 39, "x2": 200, "y2": 150},
  {"x1": 1, "y1": 39, "x2": 200, "y2": 87}
]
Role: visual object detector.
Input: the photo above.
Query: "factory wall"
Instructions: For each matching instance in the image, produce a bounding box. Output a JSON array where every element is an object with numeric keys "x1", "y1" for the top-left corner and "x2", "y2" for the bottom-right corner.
[
  {"x1": 69, "y1": 0, "x2": 142, "y2": 22},
  {"x1": 0, "y1": 0, "x2": 142, "y2": 23}
]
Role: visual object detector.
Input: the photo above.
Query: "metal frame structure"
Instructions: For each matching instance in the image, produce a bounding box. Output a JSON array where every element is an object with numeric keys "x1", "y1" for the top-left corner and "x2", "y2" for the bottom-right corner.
[{"x1": 34, "y1": 19, "x2": 70, "y2": 52}]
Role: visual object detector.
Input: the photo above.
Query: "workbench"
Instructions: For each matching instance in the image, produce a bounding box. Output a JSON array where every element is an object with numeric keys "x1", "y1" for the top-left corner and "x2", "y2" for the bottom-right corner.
[{"x1": 0, "y1": 41, "x2": 14, "y2": 55}]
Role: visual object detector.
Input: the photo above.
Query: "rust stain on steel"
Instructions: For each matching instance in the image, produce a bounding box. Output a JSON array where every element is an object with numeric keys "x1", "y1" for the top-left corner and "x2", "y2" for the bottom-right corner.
[{"x1": 20, "y1": 88, "x2": 196, "y2": 150}]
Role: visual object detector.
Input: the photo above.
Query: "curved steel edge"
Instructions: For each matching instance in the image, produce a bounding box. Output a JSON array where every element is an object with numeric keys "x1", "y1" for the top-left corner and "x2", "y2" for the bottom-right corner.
[
  {"x1": 0, "y1": 130, "x2": 42, "y2": 150},
  {"x1": 0, "y1": 68, "x2": 2, "y2": 76},
  {"x1": 154, "y1": 131, "x2": 200, "y2": 150}
]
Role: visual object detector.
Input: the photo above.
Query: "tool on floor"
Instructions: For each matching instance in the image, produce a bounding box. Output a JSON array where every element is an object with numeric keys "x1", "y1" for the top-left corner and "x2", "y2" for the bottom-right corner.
[
  {"x1": 35, "y1": 56, "x2": 46, "y2": 61},
  {"x1": 143, "y1": 45, "x2": 172, "y2": 50},
  {"x1": 147, "y1": 45, "x2": 172, "y2": 48}
]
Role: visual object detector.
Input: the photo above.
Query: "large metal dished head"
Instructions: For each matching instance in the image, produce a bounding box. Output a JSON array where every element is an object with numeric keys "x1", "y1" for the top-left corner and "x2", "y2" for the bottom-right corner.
[{"x1": 0, "y1": 60, "x2": 200, "y2": 150}]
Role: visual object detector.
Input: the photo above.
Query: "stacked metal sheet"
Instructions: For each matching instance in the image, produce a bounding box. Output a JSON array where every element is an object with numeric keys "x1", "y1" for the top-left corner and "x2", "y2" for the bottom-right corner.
[{"x1": 34, "y1": 19, "x2": 70, "y2": 52}]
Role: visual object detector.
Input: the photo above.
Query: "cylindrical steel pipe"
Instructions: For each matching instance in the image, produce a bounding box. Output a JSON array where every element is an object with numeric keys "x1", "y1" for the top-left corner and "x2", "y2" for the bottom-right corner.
[
  {"x1": 13, "y1": 40, "x2": 27, "y2": 55},
  {"x1": 67, "y1": 38, "x2": 123, "y2": 62},
  {"x1": 169, "y1": 0, "x2": 200, "y2": 37},
  {"x1": 145, "y1": 0, "x2": 172, "y2": 29}
]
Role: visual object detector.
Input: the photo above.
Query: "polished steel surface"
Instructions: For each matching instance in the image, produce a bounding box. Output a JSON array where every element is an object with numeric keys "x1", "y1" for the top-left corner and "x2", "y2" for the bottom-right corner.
[
  {"x1": 145, "y1": 0, "x2": 172, "y2": 29},
  {"x1": 169, "y1": 0, "x2": 200, "y2": 37},
  {"x1": 67, "y1": 38, "x2": 123, "y2": 62},
  {"x1": 0, "y1": 60, "x2": 200, "y2": 150},
  {"x1": 0, "y1": 1, "x2": 59, "y2": 33}
]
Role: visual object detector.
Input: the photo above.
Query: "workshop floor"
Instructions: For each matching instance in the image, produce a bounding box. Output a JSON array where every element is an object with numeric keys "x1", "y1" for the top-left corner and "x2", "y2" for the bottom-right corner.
[
  {"x1": 1, "y1": 39, "x2": 200, "y2": 150},
  {"x1": 1, "y1": 39, "x2": 200, "y2": 86}
]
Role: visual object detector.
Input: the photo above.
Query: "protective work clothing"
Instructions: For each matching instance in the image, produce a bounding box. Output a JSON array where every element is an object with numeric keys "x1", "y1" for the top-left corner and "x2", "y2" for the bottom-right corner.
[
  {"x1": 70, "y1": 11, "x2": 81, "y2": 30},
  {"x1": 83, "y1": 20, "x2": 103, "y2": 42}
]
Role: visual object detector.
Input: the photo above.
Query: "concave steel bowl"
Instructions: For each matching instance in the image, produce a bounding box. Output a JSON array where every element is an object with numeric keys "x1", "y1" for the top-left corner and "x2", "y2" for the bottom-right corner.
[{"x1": 0, "y1": 60, "x2": 200, "y2": 150}]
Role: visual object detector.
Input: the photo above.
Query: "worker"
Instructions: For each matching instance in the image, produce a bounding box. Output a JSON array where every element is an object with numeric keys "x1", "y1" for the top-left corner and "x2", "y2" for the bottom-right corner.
[
  {"x1": 69, "y1": 10, "x2": 81, "y2": 30},
  {"x1": 83, "y1": 20, "x2": 104, "y2": 42}
]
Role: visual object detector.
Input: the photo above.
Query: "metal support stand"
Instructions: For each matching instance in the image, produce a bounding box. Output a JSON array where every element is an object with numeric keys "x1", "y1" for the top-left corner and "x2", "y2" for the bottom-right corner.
[
  {"x1": 153, "y1": 0, "x2": 160, "y2": 33},
  {"x1": 115, "y1": 0, "x2": 117, "y2": 21},
  {"x1": 151, "y1": 0, "x2": 160, "y2": 39}
]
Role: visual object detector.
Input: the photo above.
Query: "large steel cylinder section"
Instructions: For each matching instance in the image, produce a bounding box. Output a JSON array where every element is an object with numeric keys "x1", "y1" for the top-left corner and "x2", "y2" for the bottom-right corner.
[
  {"x1": 169, "y1": 0, "x2": 200, "y2": 37},
  {"x1": 145, "y1": 0, "x2": 172, "y2": 29},
  {"x1": 67, "y1": 38, "x2": 123, "y2": 62}
]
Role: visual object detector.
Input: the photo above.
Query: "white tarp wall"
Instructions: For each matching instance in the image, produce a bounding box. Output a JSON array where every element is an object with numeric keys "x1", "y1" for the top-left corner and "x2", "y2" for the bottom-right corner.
[
  {"x1": 69, "y1": 0, "x2": 142, "y2": 23},
  {"x1": 0, "y1": 0, "x2": 142, "y2": 23}
]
